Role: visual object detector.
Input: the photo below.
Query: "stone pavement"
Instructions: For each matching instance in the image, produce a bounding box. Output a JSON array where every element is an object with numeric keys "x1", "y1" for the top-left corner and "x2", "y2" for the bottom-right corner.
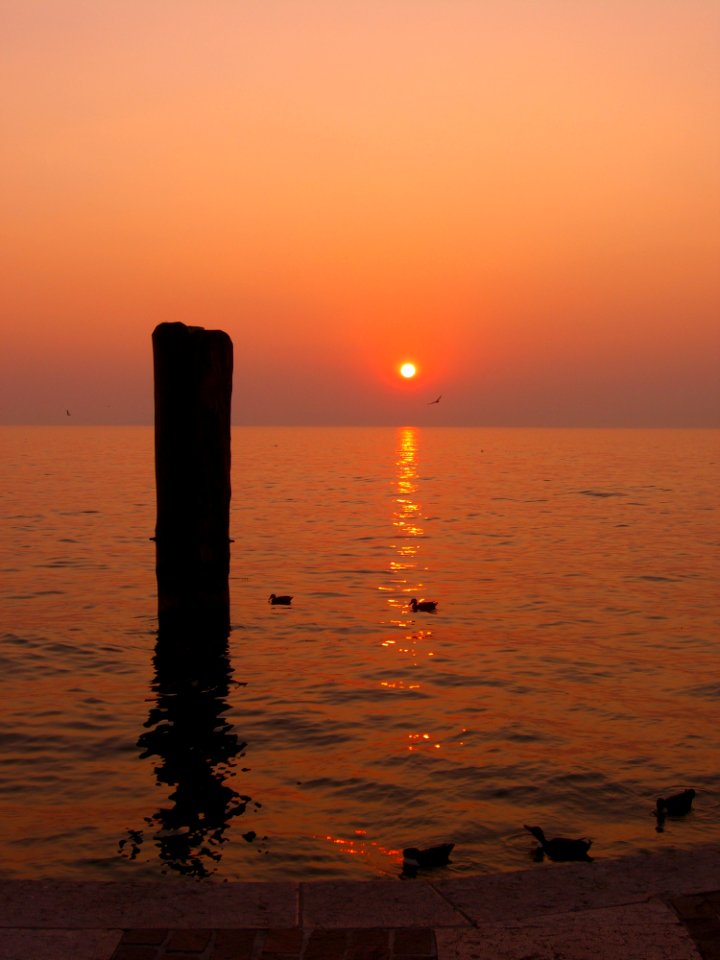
[
  {"x1": 670, "y1": 891, "x2": 720, "y2": 960},
  {"x1": 0, "y1": 846, "x2": 718, "y2": 960}
]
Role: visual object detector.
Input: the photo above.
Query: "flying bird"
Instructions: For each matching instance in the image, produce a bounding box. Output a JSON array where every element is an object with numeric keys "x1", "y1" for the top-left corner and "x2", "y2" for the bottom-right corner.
[
  {"x1": 66, "y1": 409, "x2": 71, "y2": 416},
  {"x1": 524, "y1": 825, "x2": 593, "y2": 862},
  {"x1": 268, "y1": 594, "x2": 293, "y2": 605},
  {"x1": 428, "y1": 395, "x2": 442, "y2": 405}
]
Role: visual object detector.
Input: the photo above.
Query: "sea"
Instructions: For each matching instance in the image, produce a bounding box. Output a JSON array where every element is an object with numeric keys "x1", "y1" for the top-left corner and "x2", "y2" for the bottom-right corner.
[{"x1": 1, "y1": 425, "x2": 718, "y2": 882}]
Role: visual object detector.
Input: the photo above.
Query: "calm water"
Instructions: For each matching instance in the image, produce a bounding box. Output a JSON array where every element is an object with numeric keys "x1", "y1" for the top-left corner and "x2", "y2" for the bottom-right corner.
[{"x1": 1, "y1": 426, "x2": 718, "y2": 882}]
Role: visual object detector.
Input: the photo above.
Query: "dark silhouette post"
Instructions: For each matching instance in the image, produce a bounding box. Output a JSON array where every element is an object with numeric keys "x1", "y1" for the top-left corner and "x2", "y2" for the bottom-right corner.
[{"x1": 152, "y1": 322, "x2": 233, "y2": 637}]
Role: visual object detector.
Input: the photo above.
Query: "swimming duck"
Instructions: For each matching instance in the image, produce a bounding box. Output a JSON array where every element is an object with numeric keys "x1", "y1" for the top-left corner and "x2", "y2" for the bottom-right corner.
[
  {"x1": 402, "y1": 843, "x2": 454, "y2": 876},
  {"x1": 268, "y1": 594, "x2": 293, "y2": 605},
  {"x1": 656, "y1": 788, "x2": 695, "y2": 819},
  {"x1": 524, "y1": 825, "x2": 593, "y2": 862},
  {"x1": 409, "y1": 598, "x2": 438, "y2": 613}
]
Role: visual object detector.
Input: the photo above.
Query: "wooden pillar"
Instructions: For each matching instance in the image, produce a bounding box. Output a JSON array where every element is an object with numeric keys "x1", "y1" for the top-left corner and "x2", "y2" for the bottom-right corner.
[{"x1": 152, "y1": 322, "x2": 233, "y2": 638}]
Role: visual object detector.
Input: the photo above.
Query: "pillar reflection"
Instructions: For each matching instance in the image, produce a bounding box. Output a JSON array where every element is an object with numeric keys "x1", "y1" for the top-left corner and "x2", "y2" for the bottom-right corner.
[{"x1": 119, "y1": 632, "x2": 256, "y2": 878}]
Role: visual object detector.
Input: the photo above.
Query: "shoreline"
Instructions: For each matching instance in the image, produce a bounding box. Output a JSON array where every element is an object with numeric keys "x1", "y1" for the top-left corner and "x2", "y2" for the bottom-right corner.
[{"x1": 1, "y1": 845, "x2": 718, "y2": 959}]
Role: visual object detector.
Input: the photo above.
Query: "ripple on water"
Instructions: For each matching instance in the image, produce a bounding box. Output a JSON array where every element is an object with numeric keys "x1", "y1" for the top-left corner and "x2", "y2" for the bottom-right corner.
[{"x1": 1, "y1": 425, "x2": 719, "y2": 881}]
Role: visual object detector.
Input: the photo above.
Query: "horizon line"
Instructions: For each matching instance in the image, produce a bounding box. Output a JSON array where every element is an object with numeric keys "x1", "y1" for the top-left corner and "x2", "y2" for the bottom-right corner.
[{"x1": 1, "y1": 422, "x2": 718, "y2": 430}]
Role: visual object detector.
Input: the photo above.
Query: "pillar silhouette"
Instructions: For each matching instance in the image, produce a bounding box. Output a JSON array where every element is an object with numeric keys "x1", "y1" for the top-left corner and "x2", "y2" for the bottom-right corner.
[{"x1": 152, "y1": 322, "x2": 233, "y2": 637}]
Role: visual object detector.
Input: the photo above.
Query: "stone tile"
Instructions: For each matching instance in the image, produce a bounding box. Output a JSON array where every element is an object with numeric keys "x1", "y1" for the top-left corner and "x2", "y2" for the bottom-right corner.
[
  {"x1": 263, "y1": 927, "x2": 305, "y2": 952},
  {"x1": 683, "y1": 917, "x2": 720, "y2": 941},
  {"x1": 301, "y1": 881, "x2": 464, "y2": 929},
  {"x1": 433, "y1": 847, "x2": 720, "y2": 925},
  {"x1": 166, "y1": 928, "x2": 213, "y2": 952},
  {"x1": 121, "y1": 929, "x2": 169, "y2": 945},
  {"x1": 670, "y1": 890, "x2": 720, "y2": 959},
  {"x1": 0, "y1": 879, "x2": 299, "y2": 930},
  {"x1": 672, "y1": 896, "x2": 720, "y2": 920},
  {"x1": 349, "y1": 929, "x2": 390, "y2": 948},
  {"x1": 212, "y1": 929, "x2": 260, "y2": 960},
  {"x1": 1, "y1": 848, "x2": 718, "y2": 934},
  {"x1": 347, "y1": 928, "x2": 391, "y2": 960},
  {"x1": 304, "y1": 928, "x2": 350, "y2": 958},
  {"x1": 394, "y1": 929, "x2": 436, "y2": 956},
  {"x1": 0, "y1": 929, "x2": 121, "y2": 960},
  {"x1": 112, "y1": 946, "x2": 161, "y2": 960},
  {"x1": 0, "y1": 847, "x2": 718, "y2": 960},
  {"x1": 435, "y1": 901, "x2": 702, "y2": 960},
  {"x1": 694, "y1": 941, "x2": 720, "y2": 960}
]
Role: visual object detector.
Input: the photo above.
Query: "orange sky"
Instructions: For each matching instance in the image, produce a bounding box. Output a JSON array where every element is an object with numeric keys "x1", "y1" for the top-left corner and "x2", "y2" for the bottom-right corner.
[{"x1": 1, "y1": 0, "x2": 719, "y2": 425}]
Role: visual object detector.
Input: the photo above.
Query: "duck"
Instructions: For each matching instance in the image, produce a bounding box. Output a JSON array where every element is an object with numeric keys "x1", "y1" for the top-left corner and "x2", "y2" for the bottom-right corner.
[
  {"x1": 656, "y1": 788, "x2": 695, "y2": 819},
  {"x1": 402, "y1": 843, "x2": 454, "y2": 876},
  {"x1": 268, "y1": 594, "x2": 293, "y2": 605},
  {"x1": 409, "y1": 598, "x2": 438, "y2": 613},
  {"x1": 524, "y1": 825, "x2": 593, "y2": 862}
]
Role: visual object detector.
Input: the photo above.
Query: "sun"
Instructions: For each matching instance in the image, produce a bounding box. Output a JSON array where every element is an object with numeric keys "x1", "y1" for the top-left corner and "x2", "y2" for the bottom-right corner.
[{"x1": 400, "y1": 362, "x2": 417, "y2": 379}]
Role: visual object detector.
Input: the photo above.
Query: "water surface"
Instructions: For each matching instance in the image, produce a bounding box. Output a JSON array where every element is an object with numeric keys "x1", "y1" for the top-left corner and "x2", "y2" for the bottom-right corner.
[{"x1": 1, "y1": 426, "x2": 718, "y2": 880}]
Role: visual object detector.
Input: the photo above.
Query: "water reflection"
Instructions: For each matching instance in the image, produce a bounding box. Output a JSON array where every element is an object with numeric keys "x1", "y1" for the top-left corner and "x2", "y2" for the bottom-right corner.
[
  {"x1": 119, "y1": 633, "x2": 255, "y2": 878},
  {"x1": 384, "y1": 427, "x2": 427, "y2": 622},
  {"x1": 379, "y1": 428, "x2": 439, "y2": 691}
]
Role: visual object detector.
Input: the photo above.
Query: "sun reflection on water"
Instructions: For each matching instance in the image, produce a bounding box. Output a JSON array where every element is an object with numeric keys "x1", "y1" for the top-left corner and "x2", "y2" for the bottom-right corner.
[
  {"x1": 314, "y1": 831, "x2": 403, "y2": 872},
  {"x1": 382, "y1": 427, "x2": 434, "y2": 625},
  {"x1": 376, "y1": 427, "x2": 449, "y2": 765}
]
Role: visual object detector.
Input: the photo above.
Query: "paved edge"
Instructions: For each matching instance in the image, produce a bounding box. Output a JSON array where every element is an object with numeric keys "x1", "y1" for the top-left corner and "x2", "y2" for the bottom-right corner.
[
  {"x1": 0, "y1": 847, "x2": 718, "y2": 960},
  {"x1": 669, "y1": 890, "x2": 720, "y2": 960}
]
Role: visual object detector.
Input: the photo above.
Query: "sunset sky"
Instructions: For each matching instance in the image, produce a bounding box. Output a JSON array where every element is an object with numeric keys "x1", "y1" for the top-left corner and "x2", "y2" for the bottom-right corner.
[{"x1": 2, "y1": 0, "x2": 718, "y2": 426}]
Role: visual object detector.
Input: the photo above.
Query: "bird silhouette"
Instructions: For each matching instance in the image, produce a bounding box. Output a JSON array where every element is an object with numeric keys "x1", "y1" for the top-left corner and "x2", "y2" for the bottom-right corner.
[
  {"x1": 268, "y1": 594, "x2": 293, "y2": 605},
  {"x1": 428, "y1": 395, "x2": 442, "y2": 405},
  {"x1": 656, "y1": 788, "x2": 695, "y2": 819},
  {"x1": 409, "y1": 598, "x2": 438, "y2": 613},
  {"x1": 402, "y1": 843, "x2": 454, "y2": 876},
  {"x1": 524, "y1": 825, "x2": 593, "y2": 862}
]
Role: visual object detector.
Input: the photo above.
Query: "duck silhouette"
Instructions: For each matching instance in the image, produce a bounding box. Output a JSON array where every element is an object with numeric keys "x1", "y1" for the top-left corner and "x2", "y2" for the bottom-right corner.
[
  {"x1": 409, "y1": 598, "x2": 438, "y2": 613},
  {"x1": 268, "y1": 594, "x2": 293, "y2": 605},
  {"x1": 402, "y1": 843, "x2": 454, "y2": 876},
  {"x1": 524, "y1": 825, "x2": 593, "y2": 862},
  {"x1": 656, "y1": 788, "x2": 695, "y2": 820}
]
